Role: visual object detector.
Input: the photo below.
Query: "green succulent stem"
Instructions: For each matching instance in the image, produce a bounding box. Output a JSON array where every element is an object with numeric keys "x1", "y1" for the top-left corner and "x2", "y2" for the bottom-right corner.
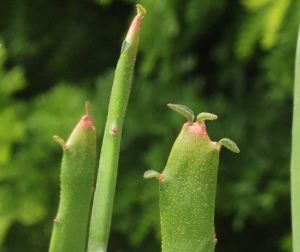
[
  {"x1": 145, "y1": 105, "x2": 239, "y2": 252},
  {"x1": 49, "y1": 102, "x2": 97, "y2": 252},
  {"x1": 88, "y1": 5, "x2": 146, "y2": 252},
  {"x1": 291, "y1": 24, "x2": 300, "y2": 252}
]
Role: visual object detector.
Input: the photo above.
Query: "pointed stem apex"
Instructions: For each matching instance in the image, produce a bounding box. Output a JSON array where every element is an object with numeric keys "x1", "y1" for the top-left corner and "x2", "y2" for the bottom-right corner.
[
  {"x1": 218, "y1": 138, "x2": 240, "y2": 153},
  {"x1": 85, "y1": 101, "x2": 92, "y2": 115},
  {"x1": 167, "y1": 103, "x2": 194, "y2": 123},
  {"x1": 136, "y1": 4, "x2": 146, "y2": 18},
  {"x1": 125, "y1": 4, "x2": 146, "y2": 45}
]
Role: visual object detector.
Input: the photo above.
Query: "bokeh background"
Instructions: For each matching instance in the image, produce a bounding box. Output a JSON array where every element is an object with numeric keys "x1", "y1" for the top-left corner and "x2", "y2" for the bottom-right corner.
[{"x1": 0, "y1": 0, "x2": 299, "y2": 251}]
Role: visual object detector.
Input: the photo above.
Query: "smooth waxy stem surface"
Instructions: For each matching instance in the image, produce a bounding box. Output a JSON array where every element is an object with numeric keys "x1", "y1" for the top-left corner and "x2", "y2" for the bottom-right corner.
[
  {"x1": 291, "y1": 25, "x2": 300, "y2": 252},
  {"x1": 144, "y1": 104, "x2": 239, "y2": 252},
  {"x1": 49, "y1": 102, "x2": 97, "y2": 252},
  {"x1": 88, "y1": 5, "x2": 146, "y2": 252}
]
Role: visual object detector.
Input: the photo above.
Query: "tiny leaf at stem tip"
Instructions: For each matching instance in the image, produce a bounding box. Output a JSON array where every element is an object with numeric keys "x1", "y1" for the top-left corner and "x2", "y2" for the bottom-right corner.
[
  {"x1": 197, "y1": 112, "x2": 218, "y2": 122},
  {"x1": 218, "y1": 138, "x2": 240, "y2": 153},
  {"x1": 136, "y1": 4, "x2": 146, "y2": 18},
  {"x1": 167, "y1": 103, "x2": 194, "y2": 123},
  {"x1": 85, "y1": 100, "x2": 92, "y2": 115}
]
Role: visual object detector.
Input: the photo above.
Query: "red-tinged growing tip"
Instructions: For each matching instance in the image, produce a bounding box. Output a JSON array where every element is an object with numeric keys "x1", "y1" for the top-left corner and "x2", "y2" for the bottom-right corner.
[
  {"x1": 78, "y1": 114, "x2": 94, "y2": 129},
  {"x1": 65, "y1": 103, "x2": 95, "y2": 147},
  {"x1": 184, "y1": 122, "x2": 208, "y2": 138},
  {"x1": 125, "y1": 4, "x2": 146, "y2": 44},
  {"x1": 78, "y1": 100, "x2": 94, "y2": 129}
]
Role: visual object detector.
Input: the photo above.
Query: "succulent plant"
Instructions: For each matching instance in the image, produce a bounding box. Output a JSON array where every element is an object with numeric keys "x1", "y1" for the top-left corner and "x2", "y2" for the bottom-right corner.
[
  {"x1": 145, "y1": 104, "x2": 239, "y2": 252},
  {"x1": 88, "y1": 5, "x2": 146, "y2": 252},
  {"x1": 49, "y1": 102, "x2": 97, "y2": 252}
]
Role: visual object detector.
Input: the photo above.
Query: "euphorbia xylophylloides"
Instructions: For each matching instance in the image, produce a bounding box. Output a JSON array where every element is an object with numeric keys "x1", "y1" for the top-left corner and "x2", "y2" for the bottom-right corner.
[
  {"x1": 49, "y1": 102, "x2": 97, "y2": 252},
  {"x1": 88, "y1": 4, "x2": 146, "y2": 252},
  {"x1": 144, "y1": 104, "x2": 239, "y2": 252}
]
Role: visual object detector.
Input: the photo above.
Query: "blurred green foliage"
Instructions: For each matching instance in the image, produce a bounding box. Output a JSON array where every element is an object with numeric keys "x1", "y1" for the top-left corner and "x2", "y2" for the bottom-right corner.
[{"x1": 0, "y1": 0, "x2": 299, "y2": 251}]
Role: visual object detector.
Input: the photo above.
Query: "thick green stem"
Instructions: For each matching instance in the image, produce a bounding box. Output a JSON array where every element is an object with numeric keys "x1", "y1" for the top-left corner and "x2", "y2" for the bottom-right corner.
[
  {"x1": 291, "y1": 25, "x2": 300, "y2": 252},
  {"x1": 49, "y1": 102, "x2": 97, "y2": 252},
  {"x1": 160, "y1": 123, "x2": 219, "y2": 252},
  {"x1": 145, "y1": 104, "x2": 239, "y2": 252},
  {"x1": 88, "y1": 5, "x2": 146, "y2": 252}
]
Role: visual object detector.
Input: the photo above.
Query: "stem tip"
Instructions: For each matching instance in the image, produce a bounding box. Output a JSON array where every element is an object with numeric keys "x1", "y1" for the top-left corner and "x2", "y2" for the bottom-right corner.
[
  {"x1": 136, "y1": 4, "x2": 146, "y2": 18},
  {"x1": 85, "y1": 101, "x2": 92, "y2": 115}
]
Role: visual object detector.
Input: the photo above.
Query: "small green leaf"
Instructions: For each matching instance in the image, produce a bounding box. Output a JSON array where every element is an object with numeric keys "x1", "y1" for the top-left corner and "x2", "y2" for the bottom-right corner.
[
  {"x1": 167, "y1": 103, "x2": 194, "y2": 122},
  {"x1": 143, "y1": 170, "x2": 161, "y2": 180},
  {"x1": 197, "y1": 112, "x2": 218, "y2": 122},
  {"x1": 53, "y1": 135, "x2": 66, "y2": 150},
  {"x1": 218, "y1": 138, "x2": 240, "y2": 153},
  {"x1": 136, "y1": 4, "x2": 147, "y2": 18},
  {"x1": 85, "y1": 100, "x2": 92, "y2": 115}
]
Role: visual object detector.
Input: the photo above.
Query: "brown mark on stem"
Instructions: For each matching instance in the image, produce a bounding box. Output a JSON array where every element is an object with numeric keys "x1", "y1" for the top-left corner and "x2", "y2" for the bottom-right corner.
[
  {"x1": 110, "y1": 127, "x2": 118, "y2": 136},
  {"x1": 159, "y1": 173, "x2": 165, "y2": 182},
  {"x1": 213, "y1": 231, "x2": 218, "y2": 245},
  {"x1": 53, "y1": 217, "x2": 60, "y2": 225}
]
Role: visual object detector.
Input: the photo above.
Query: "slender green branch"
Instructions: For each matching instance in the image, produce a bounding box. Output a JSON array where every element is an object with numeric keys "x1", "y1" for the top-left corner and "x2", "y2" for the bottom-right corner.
[
  {"x1": 49, "y1": 102, "x2": 97, "y2": 252},
  {"x1": 291, "y1": 24, "x2": 300, "y2": 252},
  {"x1": 88, "y1": 5, "x2": 146, "y2": 252}
]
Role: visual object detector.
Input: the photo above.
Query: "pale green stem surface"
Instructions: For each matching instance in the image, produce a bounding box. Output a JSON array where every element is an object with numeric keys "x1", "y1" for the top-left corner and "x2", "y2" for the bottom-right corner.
[
  {"x1": 159, "y1": 122, "x2": 219, "y2": 252},
  {"x1": 291, "y1": 25, "x2": 300, "y2": 252},
  {"x1": 88, "y1": 5, "x2": 146, "y2": 252},
  {"x1": 49, "y1": 104, "x2": 97, "y2": 252},
  {"x1": 145, "y1": 105, "x2": 239, "y2": 252}
]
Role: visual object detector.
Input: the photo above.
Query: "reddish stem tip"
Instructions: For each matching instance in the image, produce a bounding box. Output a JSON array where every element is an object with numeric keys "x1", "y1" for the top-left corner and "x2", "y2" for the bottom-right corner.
[
  {"x1": 125, "y1": 4, "x2": 146, "y2": 43},
  {"x1": 79, "y1": 114, "x2": 94, "y2": 129},
  {"x1": 185, "y1": 122, "x2": 208, "y2": 137}
]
